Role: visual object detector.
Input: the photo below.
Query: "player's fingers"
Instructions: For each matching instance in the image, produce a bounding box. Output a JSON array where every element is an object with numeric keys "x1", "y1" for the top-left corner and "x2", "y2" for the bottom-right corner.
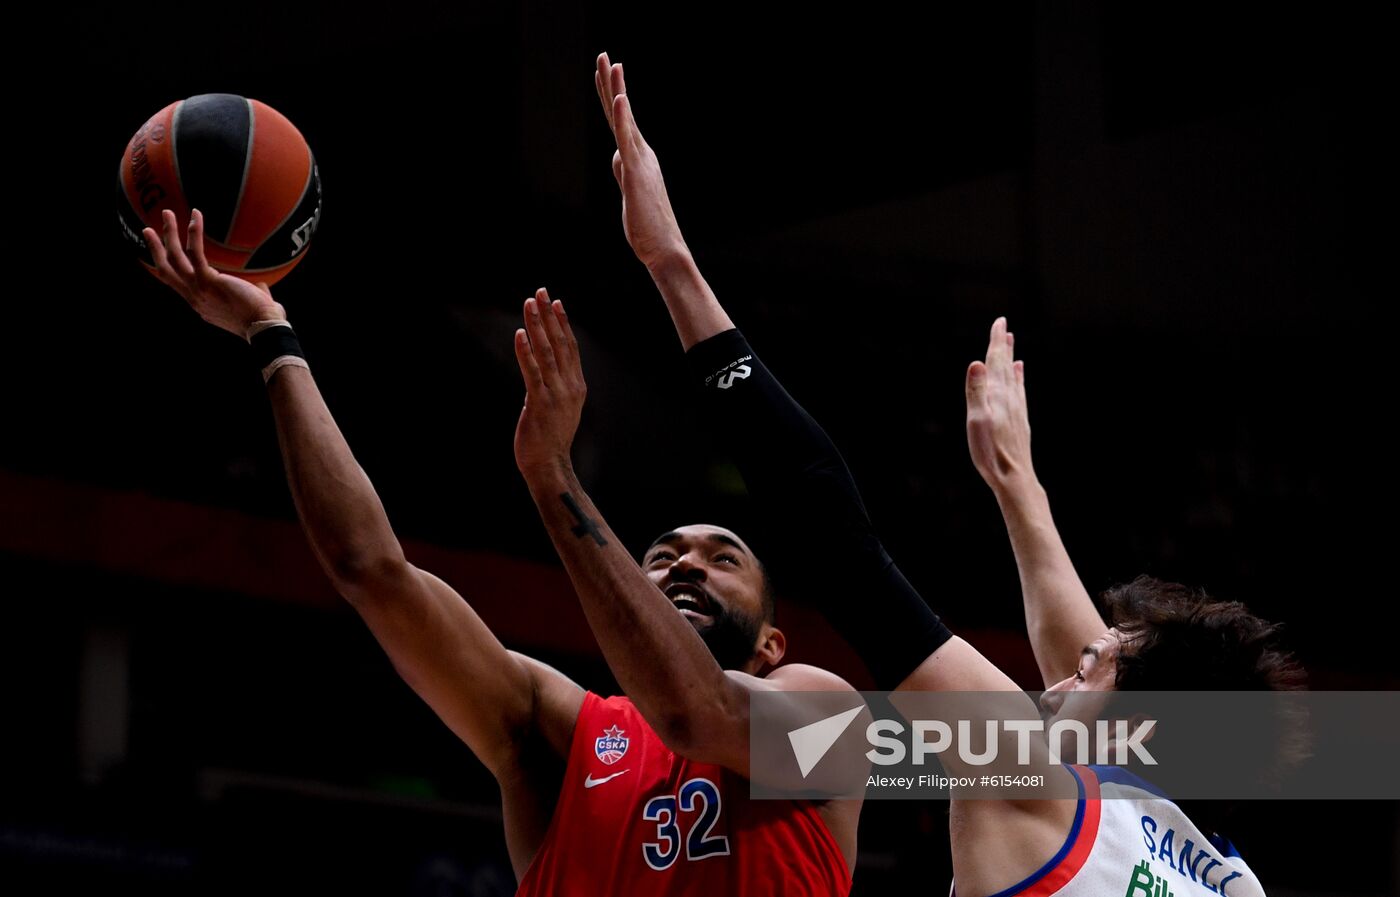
[
  {"x1": 986, "y1": 316, "x2": 1010, "y2": 373},
  {"x1": 187, "y1": 208, "x2": 212, "y2": 273},
  {"x1": 1000, "y1": 330, "x2": 1017, "y2": 386},
  {"x1": 605, "y1": 59, "x2": 625, "y2": 130},
  {"x1": 523, "y1": 296, "x2": 560, "y2": 380},
  {"x1": 595, "y1": 57, "x2": 615, "y2": 132},
  {"x1": 966, "y1": 360, "x2": 989, "y2": 409},
  {"x1": 550, "y1": 298, "x2": 585, "y2": 385},
  {"x1": 553, "y1": 298, "x2": 578, "y2": 348},
  {"x1": 142, "y1": 226, "x2": 173, "y2": 282},
  {"x1": 537, "y1": 287, "x2": 569, "y2": 358},
  {"x1": 612, "y1": 150, "x2": 624, "y2": 187},
  {"x1": 537, "y1": 288, "x2": 571, "y2": 362},
  {"x1": 514, "y1": 327, "x2": 546, "y2": 393},
  {"x1": 609, "y1": 61, "x2": 623, "y2": 102},
  {"x1": 595, "y1": 69, "x2": 610, "y2": 131},
  {"x1": 612, "y1": 94, "x2": 634, "y2": 159},
  {"x1": 615, "y1": 94, "x2": 646, "y2": 160},
  {"x1": 162, "y1": 209, "x2": 195, "y2": 279},
  {"x1": 616, "y1": 65, "x2": 644, "y2": 143}
]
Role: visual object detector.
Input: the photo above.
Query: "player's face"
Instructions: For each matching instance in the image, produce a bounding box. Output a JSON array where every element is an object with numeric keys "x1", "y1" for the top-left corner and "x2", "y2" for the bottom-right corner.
[
  {"x1": 642, "y1": 524, "x2": 769, "y2": 670},
  {"x1": 1038, "y1": 628, "x2": 1121, "y2": 734}
]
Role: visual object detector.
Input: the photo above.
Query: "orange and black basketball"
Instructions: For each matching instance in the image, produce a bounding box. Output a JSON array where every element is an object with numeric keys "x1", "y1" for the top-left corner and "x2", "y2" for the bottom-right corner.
[{"x1": 117, "y1": 94, "x2": 322, "y2": 286}]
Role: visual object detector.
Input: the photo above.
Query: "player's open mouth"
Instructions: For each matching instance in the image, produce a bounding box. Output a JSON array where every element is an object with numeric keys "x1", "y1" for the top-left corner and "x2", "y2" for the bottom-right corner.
[{"x1": 666, "y1": 584, "x2": 714, "y2": 621}]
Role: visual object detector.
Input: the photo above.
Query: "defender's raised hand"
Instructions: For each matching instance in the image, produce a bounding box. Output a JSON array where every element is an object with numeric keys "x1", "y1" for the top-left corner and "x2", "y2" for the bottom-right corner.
[
  {"x1": 143, "y1": 209, "x2": 285, "y2": 337},
  {"x1": 595, "y1": 52, "x2": 687, "y2": 269},
  {"x1": 965, "y1": 316, "x2": 1034, "y2": 494},
  {"x1": 513, "y1": 288, "x2": 587, "y2": 478}
]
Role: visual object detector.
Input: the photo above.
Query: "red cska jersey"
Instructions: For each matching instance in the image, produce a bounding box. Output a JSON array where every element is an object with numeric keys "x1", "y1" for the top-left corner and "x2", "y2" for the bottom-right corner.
[{"x1": 515, "y1": 692, "x2": 851, "y2": 896}]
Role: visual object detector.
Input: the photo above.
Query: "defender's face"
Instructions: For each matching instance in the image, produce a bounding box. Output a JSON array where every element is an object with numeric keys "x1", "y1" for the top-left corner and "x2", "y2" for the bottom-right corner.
[
  {"x1": 642, "y1": 524, "x2": 767, "y2": 637},
  {"x1": 1039, "y1": 629, "x2": 1122, "y2": 723},
  {"x1": 1041, "y1": 629, "x2": 1159, "y2": 761}
]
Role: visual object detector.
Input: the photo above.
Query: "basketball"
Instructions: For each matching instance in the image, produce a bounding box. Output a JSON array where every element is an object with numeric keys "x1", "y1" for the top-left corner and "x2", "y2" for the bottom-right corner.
[{"x1": 117, "y1": 93, "x2": 322, "y2": 286}]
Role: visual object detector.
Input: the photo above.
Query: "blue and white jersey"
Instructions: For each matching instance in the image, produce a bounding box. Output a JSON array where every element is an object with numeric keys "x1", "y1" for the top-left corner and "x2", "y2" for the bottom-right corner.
[{"x1": 964, "y1": 766, "x2": 1263, "y2": 897}]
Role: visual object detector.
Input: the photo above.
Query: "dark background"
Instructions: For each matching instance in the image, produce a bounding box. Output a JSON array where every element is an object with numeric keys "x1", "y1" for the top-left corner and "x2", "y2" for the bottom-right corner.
[{"x1": 4, "y1": 1, "x2": 1393, "y2": 894}]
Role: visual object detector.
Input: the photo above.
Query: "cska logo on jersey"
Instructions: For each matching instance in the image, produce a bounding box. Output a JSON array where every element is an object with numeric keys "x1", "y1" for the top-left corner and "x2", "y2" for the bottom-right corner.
[{"x1": 595, "y1": 725, "x2": 630, "y2": 765}]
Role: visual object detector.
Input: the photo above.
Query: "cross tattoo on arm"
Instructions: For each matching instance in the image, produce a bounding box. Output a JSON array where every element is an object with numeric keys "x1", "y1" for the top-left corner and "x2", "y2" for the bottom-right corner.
[{"x1": 561, "y1": 492, "x2": 607, "y2": 546}]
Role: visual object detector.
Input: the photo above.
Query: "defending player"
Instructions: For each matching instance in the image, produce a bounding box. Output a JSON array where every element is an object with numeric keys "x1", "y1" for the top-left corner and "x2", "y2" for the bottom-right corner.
[
  {"x1": 141, "y1": 210, "x2": 858, "y2": 894},
  {"x1": 594, "y1": 53, "x2": 1303, "y2": 897},
  {"x1": 941, "y1": 318, "x2": 1304, "y2": 896}
]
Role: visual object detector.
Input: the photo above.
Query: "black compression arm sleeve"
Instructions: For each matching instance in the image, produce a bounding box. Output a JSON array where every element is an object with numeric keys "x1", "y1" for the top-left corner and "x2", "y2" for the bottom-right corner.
[{"x1": 686, "y1": 328, "x2": 951, "y2": 688}]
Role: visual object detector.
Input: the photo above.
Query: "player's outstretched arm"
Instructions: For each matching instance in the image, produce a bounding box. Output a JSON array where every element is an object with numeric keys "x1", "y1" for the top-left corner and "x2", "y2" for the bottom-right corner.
[
  {"x1": 142, "y1": 211, "x2": 582, "y2": 780},
  {"x1": 595, "y1": 53, "x2": 957, "y2": 690},
  {"x1": 966, "y1": 317, "x2": 1108, "y2": 689},
  {"x1": 593, "y1": 52, "x2": 731, "y2": 349},
  {"x1": 511, "y1": 289, "x2": 853, "y2": 776}
]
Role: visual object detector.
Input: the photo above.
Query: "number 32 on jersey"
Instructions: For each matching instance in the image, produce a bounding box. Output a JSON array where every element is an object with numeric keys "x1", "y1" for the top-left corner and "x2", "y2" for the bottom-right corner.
[{"x1": 641, "y1": 777, "x2": 730, "y2": 870}]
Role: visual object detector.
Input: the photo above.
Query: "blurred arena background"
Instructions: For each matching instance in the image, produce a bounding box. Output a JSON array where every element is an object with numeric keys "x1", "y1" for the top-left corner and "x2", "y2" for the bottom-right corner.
[{"x1": 3, "y1": 2, "x2": 1393, "y2": 894}]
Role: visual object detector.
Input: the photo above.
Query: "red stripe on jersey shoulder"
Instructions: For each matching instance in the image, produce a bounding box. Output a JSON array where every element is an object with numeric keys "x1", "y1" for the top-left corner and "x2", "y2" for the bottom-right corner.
[
  {"x1": 1011, "y1": 765, "x2": 1101, "y2": 897},
  {"x1": 970, "y1": 765, "x2": 1101, "y2": 897}
]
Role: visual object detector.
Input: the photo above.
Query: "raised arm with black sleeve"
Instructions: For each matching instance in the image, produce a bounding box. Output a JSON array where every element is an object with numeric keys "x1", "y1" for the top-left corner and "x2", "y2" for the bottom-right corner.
[
  {"x1": 685, "y1": 328, "x2": 952, "y2": 688},
  {"x1": 595, "y1": 52, "x2": 951, "y2": 688}
]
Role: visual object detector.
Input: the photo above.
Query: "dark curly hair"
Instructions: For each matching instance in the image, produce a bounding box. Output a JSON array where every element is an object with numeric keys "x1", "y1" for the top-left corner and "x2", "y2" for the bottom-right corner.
[
  {"x1": 1103, "y1": 576, "x2": 1307, "y2": 694},
  {"x1": 1100, "y1": 576, "x2": 1310, "y2": 796}
]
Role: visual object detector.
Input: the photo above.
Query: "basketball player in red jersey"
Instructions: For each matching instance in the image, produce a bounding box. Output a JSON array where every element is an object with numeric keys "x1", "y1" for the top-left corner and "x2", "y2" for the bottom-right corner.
[
  {"x1": 510, "y1": 290, "x2": 861, "y2": 895},
  {"x1": 594, "y1": 53, "x2": 1303, "y2": 897},
  {"x1": 141, "y1": 225, "x2": 859, "y2": 892}
]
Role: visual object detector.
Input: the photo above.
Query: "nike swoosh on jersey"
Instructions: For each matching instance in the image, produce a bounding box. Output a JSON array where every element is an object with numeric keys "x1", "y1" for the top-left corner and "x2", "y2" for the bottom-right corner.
[{"x1": 584, "y1": 769, "x2": 631, "y2": 789}]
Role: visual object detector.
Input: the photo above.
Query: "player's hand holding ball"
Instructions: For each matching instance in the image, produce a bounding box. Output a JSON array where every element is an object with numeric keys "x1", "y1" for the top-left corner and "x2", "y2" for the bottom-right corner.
[
  {"x1": 121, "y1": 93, "x2": 318, "y2": 336},
  {"x1": 145, "y1": 208, "x2": 286, "y2": 338}
]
